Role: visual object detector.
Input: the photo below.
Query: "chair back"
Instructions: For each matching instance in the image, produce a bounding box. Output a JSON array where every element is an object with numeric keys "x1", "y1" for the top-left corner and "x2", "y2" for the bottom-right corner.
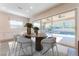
[{"x1": 14, "y1": 35, "x2": 32, "y2": 43}]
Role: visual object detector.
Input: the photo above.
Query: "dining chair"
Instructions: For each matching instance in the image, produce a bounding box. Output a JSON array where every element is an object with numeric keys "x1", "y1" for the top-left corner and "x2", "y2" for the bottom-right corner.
[
  {"x1": 41, "y1": 37, "x2": 59, "y2": 56},
  {"x1": 32, "y1": 37, "x2": 59, "y2": 56},
  {"x1": 8, "y1": 35, "x2": 33, "y2": 56}
]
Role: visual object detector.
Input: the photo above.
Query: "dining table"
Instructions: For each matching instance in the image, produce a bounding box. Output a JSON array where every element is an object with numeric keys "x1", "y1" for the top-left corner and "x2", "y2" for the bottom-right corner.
[{"x1": 24, "y1": 33, "x2": 47, "y2": 51}]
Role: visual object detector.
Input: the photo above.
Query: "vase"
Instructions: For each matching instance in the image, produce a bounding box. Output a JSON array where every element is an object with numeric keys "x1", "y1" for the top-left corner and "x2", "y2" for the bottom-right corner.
[
  {"x1": 27, "y1": 27, "x2": 31, "y2": 35},
  {"x1": 34, "y1": 30, "x2": 38, "y2": 35}
]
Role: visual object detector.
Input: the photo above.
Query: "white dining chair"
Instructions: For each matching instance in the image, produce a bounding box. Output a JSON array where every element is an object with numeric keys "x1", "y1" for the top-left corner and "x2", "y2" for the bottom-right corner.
[
  {"x1": 8, "y1": 35, "x2": 33, "y2": 56},
  {"x1": 41, "y1": 37, "x2": 59, "y2": 56}
]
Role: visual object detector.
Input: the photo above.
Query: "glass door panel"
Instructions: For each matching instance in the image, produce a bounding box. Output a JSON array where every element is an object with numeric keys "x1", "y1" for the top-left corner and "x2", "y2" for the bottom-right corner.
[{"x1": 52, "y1": 10, "x2": 75, "y2": 47}]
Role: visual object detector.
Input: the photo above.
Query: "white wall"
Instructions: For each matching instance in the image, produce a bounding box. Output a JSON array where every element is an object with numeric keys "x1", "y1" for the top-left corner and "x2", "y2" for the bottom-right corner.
[
  {"x1": 0, "y1": 12, "x2": 28, "y2": 40},
  {"x1": 0, "y1": 12, "x2": 29, "y2": 56}
]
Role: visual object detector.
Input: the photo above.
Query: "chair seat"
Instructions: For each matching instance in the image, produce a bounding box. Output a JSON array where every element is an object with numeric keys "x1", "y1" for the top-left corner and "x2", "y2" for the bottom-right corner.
[
  {"x1": 16, "y1": 35, "x2": 32, "y2": 43},
  {"x1": 41, "y1": 37, "x2": 56, "y2": 44},
  {"x1": 33, "y1": 44, "x2": 51, "y2": 56},
  {"x1": 34, "y1": 37, "x2": 56, "y2": 55},
  {"x1": 17, "y1": 39, "x2": 32, "y2": 43},
  {"x1": 11, "y1": 35, "x2": 33, "y2": 56}
]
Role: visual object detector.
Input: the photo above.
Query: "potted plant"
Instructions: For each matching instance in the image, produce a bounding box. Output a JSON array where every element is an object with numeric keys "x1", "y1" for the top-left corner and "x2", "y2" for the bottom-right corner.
[
  {"x1": 24, "y1": 23, "x2": 33, "y2": 35},
  {"x1": 33, "y1": 27, "x2": 39, "y2": 35}
]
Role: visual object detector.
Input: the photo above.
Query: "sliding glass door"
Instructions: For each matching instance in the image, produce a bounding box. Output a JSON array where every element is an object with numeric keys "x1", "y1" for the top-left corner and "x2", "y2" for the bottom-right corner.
[
  {"x1": 52, "y1": 10, "x2": 75, "y2": 47},
  {"x1": 32, "y1": 9, "x2": 76, "y2": 48},
  {"x1": 32, "y1": 20, "x2": 41, "y2": 30}
]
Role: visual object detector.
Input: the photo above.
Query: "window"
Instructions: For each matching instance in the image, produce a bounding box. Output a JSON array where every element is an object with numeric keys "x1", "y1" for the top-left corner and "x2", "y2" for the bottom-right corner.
[
  {"x1": 64, "y1": 19, "x2": 75, "y2": 29},
  {"x1": 32, "y1": 20, "x2": 41, "y2": 29},
  {"x1": 33, "y1": 10, "x2": 76, "y2": 47},
  {"x1": 9, "y1": 20, "x2": 23, "y2": 29},
  {"x1": 52, "y1": 10, "x2": 75, "y2": 47},
  {"x1": 44, "y1": 23, "x2": 52, "y2": 33},
  {"x1": 53, "y1": 21, "x2": 63, "y2": 29}
]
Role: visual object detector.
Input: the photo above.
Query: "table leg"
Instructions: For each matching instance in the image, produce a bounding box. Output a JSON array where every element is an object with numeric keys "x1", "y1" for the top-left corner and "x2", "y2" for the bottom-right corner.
[{"x1": 35, "y1": 37, "x2": 43, "y2": 51}]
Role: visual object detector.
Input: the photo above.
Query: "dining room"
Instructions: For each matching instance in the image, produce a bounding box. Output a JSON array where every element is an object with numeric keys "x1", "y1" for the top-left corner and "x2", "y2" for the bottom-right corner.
[{"x1": 0, "y1": 3, "x2": 78, "y2": 56}]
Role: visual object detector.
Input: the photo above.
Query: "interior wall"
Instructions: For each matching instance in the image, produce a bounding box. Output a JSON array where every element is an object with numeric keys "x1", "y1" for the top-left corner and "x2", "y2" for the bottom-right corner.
[
  {"x1": 0, "y1": 12, "x2": 28, "y2": 40},
  {"x1": 0, "y1": 12, "x2": 10, "y2": 32},
  {"x1": 32, "y1": 3, "x2": 79, "y2": 55}
]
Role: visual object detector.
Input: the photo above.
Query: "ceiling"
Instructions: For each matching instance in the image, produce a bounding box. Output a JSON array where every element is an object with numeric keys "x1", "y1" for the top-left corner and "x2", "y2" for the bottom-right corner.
[{"x1": 0, "y1": 3, "x2": 59, "y2": 18}]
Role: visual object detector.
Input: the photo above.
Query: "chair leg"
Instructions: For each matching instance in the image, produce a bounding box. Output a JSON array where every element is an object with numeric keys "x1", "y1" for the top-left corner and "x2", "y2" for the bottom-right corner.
[
  {"x1": 18, "y1": 43, "x2": 22, "y2": 56},
  {"x1": 15, "y1": 43, "x2": 24, "y2": 56},
  {"x1": 21, "y1": 45, "x2": 27, "y2": 55},
  {"x1": 15, "y1": 42, "x2": 33, "y2": 56},
  {"x1": 13, "y1": 41, "x2": 16, "y2": 54},
  {"x1": 31, "y1": 42, "x2": 33, "y2": 56},
  {"x1": 52, "y1": 47, "x2": 55, "y2": 56},
  {"x1": 51, "y1": 43, "x2": 59, "y2": 56},
  {"x1": 15, "y1": 42, "x2": 19, "y2": 56},
  {"x1": 20, "y1": 43, "x2": 31, "y2": 56},
  {"x1": 7, "y1": 42, "x2": 14, "y2": 56},
  {"x1": 55, "y1": 44, "x2": 59, "y2": 56},
  {"x1": 7, "y1": 46, "x2": 11, "y2": 56}
]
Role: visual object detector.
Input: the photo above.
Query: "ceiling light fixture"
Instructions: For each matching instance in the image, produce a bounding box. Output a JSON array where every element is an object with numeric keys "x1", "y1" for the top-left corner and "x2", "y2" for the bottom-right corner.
[
  {"x1": 30, "y1": 6, "x2": 33, "y2": 9},
  {"x1": 26, "y1": 10, "x2": 29, "y2": 13}
]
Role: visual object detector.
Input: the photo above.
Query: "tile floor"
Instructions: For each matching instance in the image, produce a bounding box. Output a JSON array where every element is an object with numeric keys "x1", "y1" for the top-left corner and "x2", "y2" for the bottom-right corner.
[{"x1": 0, "y1": 41, "x2": 77, "y2": 56}]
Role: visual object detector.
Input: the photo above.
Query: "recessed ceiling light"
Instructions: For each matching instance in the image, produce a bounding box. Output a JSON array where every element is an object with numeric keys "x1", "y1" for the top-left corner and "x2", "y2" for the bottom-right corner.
[
  {"x1": 1, "y1": 6, "x2": 6, "y2": 9},
  {"x1": 30, "y1": 6, "x2": 33, "y2": 9},
  {"x1": 26, "y1": 10, "x2": 29, "y2": 13}
]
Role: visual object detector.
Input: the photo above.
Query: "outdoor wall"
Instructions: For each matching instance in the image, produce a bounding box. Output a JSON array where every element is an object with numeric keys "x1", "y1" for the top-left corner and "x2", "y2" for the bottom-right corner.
[{"x1": 32, "y1": 3, "x2": 79, "y2": 55}]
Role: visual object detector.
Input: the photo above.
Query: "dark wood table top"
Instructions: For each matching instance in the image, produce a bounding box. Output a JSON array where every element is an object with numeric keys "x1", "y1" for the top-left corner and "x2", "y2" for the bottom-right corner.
[{"x1": 24, "y1": 33, "x2": 47, "y2": 38}]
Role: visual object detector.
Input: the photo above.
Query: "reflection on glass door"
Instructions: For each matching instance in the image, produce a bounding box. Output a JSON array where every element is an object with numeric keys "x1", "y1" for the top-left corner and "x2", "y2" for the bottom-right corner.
[
  {"x1": 33, "y1": 10, "x2": 76, "y2": 48},
  {"x1": 52, "y1": 10, "x2": 75, "y2": 47},
  {"x1": 32, "y1": 20, "x2": 41, "y2": 29}
]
